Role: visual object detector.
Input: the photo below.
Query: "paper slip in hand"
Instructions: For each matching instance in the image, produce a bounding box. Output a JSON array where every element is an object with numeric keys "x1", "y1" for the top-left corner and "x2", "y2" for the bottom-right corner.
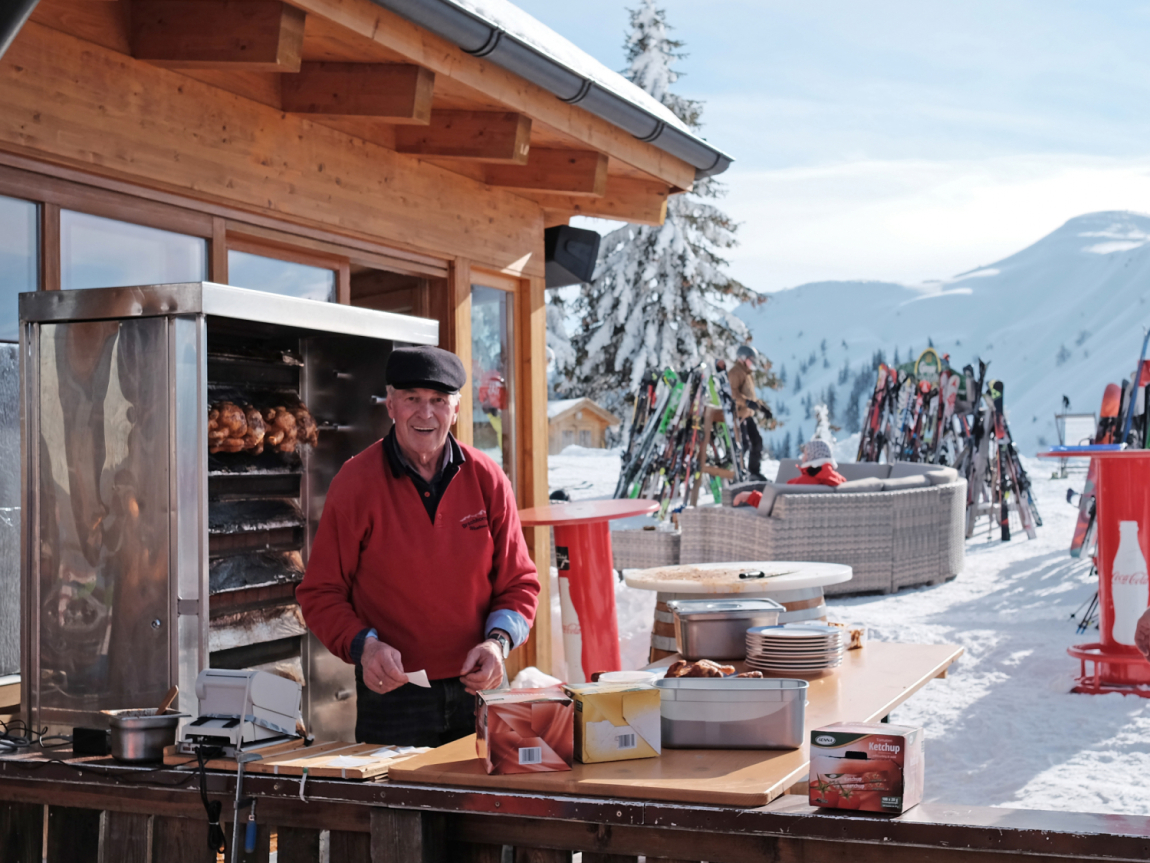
[{"x1": 407, "y1": 669, "x2": 430, "y2": 688}]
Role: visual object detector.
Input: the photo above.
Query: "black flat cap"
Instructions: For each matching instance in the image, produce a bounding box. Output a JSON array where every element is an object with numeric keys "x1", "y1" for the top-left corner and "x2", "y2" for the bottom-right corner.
[{"x1": 386, "y1": 346, "x2": 466, "y2": 394}]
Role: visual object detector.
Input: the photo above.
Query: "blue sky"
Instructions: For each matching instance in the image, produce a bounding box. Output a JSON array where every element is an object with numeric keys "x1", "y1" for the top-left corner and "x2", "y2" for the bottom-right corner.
[{"x1": 513, "y1": 1, "x2": 1150, "y2": 291}]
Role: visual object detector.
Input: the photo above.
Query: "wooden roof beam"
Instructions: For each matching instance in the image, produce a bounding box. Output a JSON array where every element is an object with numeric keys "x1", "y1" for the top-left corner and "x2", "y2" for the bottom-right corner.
[
  {"x1": 132, "y1": 0, "x2": 305, "y2": 72},
  {"x1": 286, "y1": 0, "x2": 696, "y2": 190},
  {"x1": 525, "y1": 177, "x2": 669, "y2": 227},
  {"x1": 485, "y1": 149, "x2": 608, "y2": 197},
  {"x1": 282, "y1": 62, "x2": 435, "y2": 123},
  {"x1": 395, "y1": 111, "x2": 531, "y2": 164}
]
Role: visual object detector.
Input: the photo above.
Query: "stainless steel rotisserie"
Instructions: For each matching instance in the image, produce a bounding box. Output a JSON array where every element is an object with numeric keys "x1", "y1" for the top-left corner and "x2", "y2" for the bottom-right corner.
[{"x1": 20, "y1": 282, "x2": 436, "y2": 734}]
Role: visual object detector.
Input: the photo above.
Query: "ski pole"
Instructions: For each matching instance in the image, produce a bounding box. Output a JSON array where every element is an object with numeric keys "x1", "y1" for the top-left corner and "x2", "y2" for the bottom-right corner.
[{"x1": 1119, "y1": 328, "x2": 1150, "y2": 445}]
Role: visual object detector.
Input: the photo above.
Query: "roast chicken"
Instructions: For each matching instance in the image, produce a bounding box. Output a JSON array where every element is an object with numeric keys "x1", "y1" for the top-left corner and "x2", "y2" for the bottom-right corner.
[
  {"x1": 208, "y1": 400, "x2": 318, "y2": 454},
  {"x1": 665, "y1": 659, "x2": 736, "y2": 678}
]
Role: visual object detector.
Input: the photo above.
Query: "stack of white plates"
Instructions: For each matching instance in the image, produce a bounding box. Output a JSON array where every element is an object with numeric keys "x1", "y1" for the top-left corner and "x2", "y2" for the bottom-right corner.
[{"x1": 745, "y1": 623, "x2": 845, "y2": 674}]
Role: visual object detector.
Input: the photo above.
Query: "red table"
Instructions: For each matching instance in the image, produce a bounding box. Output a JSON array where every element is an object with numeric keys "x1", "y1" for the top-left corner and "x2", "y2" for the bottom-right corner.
[
  {"x1": 1040, "y1": 448, "x2": 1150, "y2": 694},
  {"x1": 519, "y1": 499, "x2": 659, "y2": 682}
]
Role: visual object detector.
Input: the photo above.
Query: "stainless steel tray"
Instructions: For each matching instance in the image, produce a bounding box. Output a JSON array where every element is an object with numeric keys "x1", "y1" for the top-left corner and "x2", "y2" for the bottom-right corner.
[
  {"x1": 666, "y1": 598, "x2": 784, "y2": 659},
  {"x1": 656, "y1": 676, "x2": 807, "y2": 749}
]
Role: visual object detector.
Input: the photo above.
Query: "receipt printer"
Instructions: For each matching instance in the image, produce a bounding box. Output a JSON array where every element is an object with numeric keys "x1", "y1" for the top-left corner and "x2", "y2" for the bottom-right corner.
[{"x1": 177, "y1": 669, "x2": 301, "y2": 755}]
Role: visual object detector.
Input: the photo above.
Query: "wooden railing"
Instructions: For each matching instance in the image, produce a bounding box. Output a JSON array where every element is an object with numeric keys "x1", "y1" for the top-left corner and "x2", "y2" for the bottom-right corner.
[{"x1": 0, "y1": 757, "x2": 1147, "y2": 862}]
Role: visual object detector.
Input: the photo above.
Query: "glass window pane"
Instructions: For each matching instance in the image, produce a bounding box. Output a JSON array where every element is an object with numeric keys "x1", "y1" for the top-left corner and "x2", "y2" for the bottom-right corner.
[
  {"x1": 0, "y1": 195, "x2": 38, "y2": 342},
  {"x1": 471, "y1": 284, "x2": 515, "y2": 485},
  {"x1": 61, "y1": 210, "x2": 206, "y2": 291},
  {"x1": 228, "y1": 250, "x2": 335, "y2": 302}
]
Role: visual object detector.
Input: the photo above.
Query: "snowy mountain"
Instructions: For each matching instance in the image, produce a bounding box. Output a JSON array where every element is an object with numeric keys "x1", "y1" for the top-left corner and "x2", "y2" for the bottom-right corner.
[{"x1": 735, "y1": 211, "x2": 1150, "y2": 456}]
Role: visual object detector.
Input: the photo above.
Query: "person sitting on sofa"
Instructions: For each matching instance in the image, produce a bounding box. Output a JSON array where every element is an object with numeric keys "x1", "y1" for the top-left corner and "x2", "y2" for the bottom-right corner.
[
  {"x1": 733, "y1": 439, "x2": 846, "y2": 507},
  {"x1": 787, "y1": 439, "x2": 846, "y2": 487}
]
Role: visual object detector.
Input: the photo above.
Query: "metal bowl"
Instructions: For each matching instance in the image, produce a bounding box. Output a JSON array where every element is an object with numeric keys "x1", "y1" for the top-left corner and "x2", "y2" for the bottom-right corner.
[{"x1": 101, "y1": 709, "x2": 186, "y2": 763}]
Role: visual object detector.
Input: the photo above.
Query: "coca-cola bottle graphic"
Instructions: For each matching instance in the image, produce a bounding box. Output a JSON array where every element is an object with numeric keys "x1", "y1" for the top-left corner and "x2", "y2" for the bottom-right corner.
[{"x1": 1111, "y1": 520, "x2": 1149, "y2": 646}]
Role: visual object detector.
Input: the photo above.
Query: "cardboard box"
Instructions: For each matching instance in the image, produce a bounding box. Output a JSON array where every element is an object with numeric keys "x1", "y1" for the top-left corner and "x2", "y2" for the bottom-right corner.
[
  {"x1": 809, "y1": 722, "x2": 923, "y2": 813},
  {"x1": 564, "y1": 682, "x2": 661, "y2": 763},
  {"x1": 476, "y1": 687, "x2": 574, "y2": 775}
]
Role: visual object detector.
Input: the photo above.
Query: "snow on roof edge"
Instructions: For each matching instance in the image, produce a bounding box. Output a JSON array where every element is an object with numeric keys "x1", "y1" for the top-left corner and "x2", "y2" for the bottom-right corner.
[{"x1": 441, "y1": 0, "x2": 694, "y2": 137}]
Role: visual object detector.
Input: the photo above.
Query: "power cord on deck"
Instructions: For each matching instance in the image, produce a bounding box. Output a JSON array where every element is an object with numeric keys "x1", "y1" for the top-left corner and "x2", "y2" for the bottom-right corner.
[
  {"x1": 197, "y1": 746, "x2": 227, "y2": 855},
  {"x1": 0, "y1": 718, "x2": 70, "y2": 753}
]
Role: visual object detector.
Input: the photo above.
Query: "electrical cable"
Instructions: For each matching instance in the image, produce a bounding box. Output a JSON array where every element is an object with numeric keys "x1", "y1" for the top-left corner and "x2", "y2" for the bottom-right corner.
[{"x1": 198, "y1": 746, "x2": 227, "y2": 855}]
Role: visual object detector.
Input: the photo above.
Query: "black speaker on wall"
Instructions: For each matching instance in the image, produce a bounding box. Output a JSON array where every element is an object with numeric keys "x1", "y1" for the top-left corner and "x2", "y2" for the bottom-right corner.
[{"x1": 544, "y1": 225, "x2": 601, "y2": 287}]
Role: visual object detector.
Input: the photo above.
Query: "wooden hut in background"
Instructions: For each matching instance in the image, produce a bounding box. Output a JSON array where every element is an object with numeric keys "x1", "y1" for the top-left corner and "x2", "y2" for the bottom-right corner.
[{"x1": 548, "y1": 398, "x2": 620, "y2": 454}]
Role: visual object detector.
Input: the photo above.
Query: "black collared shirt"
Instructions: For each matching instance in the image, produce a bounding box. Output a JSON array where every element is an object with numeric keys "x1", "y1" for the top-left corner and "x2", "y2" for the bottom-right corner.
[{"x1": 382, "y1": 427, "x2": 466, "y2": 522}]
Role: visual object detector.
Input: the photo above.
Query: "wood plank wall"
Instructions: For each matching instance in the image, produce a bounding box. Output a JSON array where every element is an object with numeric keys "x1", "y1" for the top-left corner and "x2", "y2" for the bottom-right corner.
[{"x1": 0, "y1": 18, "x2": 556, "y2": 673}]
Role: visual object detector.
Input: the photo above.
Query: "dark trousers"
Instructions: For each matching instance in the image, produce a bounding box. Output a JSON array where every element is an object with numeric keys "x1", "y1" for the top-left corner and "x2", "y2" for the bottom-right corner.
[
  {"x1": 740, "y1": 416, "x2": 763, "y2": 476},
  {"x1": 354, "y1": 666, "x2": 475, "y2": 746}
]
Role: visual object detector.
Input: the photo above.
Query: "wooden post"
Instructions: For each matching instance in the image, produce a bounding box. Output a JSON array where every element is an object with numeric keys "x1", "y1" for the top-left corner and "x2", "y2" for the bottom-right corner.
[
  {"x1": 0, "y1": 802, "x2": 43, "y2": 863},
  {"x1": 151, "y1": 815, "x2": 216, "y2": 863},
  {"x1": 369, "y1": 809, "x2": 445, "y2": 863},
  {"x1": 510, "y1": 274, "x2": 551, "y2": 676},
  {"x1": 514, "y1": 849, "x2": 572, "y2": 863},
  {"x1": 328, "y1": 829, "x2": 370, "y2": 863},
  {"x1": 40, "y1": 202, "x2": 60, "y2": 291},
  {"x1": 450, "y1": 257, "x2": 473, "y2": 446},
  {"x1": 98, "y1": 811, "x2": 151, "y2": 863},
  {"x1": 276, "y1": 826, "x2": 321, "y2": 863},
  {"x1": 210, "y1": 216, "x2": 228, "y2": 283},
  {"x1": 47, "y1": 805, "x2": 101, "y2": 862}
]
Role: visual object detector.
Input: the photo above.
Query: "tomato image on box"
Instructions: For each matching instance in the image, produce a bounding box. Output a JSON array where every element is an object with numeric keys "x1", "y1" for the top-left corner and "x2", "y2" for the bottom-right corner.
[{"x1": 809, "y1": 722, "x2": 924, "y2": 814}]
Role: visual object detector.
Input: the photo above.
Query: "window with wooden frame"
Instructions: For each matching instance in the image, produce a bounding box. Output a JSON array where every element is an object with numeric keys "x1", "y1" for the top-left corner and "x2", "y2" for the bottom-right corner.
[
  {"x1": 225, "y1": 234, "x2": 346, "y2": 304},
  {"x1": 470, "y1": 270, "x2": 519, "y2": 489}
]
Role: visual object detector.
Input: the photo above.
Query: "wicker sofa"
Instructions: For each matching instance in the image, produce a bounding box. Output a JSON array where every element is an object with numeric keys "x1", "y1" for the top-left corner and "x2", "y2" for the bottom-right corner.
[{"x1": 614, "y1": 460, "x2": 966, "y2": 596}]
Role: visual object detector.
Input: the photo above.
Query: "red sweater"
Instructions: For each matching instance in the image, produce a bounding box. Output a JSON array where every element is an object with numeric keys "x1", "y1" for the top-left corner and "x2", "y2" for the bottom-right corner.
[
  {"x1": 296, "y1": 440, "x2": 540, "y2": 680},
  {"x1": 787, "y1": 465, "x2": 846, "y2": 486}
]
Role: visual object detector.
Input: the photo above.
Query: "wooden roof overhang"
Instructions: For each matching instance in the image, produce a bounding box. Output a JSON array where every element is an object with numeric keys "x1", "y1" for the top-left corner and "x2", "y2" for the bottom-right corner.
[{"x1": 21, "y1": 0, "x2": 692, "y2": 234}]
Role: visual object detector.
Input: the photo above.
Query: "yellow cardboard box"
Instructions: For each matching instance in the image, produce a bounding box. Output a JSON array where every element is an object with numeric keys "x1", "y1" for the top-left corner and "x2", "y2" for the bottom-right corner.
[{"x1": 563, "y1": 682, "x2": 661, "y2": 763}]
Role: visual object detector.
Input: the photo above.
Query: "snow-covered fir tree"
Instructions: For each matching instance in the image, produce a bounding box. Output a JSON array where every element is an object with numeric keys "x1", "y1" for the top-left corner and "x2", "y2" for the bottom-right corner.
[{"x1": 550, "y1": 0, "x2": 762, "y2": 412}]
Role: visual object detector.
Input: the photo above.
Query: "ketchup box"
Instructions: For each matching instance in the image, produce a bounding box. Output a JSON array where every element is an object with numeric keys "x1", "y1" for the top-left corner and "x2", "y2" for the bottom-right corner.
[
  {"x1": 475, "y1": 687, "x2": 574, "y2": 775},
  {"x1": 809, "y1": 722, "x2": 923, "y2": 813}
]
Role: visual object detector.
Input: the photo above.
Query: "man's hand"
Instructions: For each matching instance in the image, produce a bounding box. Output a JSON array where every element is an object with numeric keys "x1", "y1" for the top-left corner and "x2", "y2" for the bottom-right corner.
[
  {"x1": 362, "y1": 637, "x2": 409, "y2": 694},
  {"x1": 459, "y1": 640, "x2": 505, "y2": 694},
  {"x1": 1135, "y1": 608, "x2": 1150, "y2": 659}
]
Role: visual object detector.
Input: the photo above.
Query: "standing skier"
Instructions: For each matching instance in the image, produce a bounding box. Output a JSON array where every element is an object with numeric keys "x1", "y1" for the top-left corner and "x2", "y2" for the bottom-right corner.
[{"x1": 728, "y1": 345, "x2": 770, "y2": 481}]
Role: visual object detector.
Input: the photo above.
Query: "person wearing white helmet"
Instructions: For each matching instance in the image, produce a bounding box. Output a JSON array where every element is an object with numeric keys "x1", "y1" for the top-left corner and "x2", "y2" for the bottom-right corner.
[
  {"x1": 788, "y1": 439, "x2": 846, "y2": 486},
  {"x1": 728, "y1": 344, "x2": 770, "y2": 481}
]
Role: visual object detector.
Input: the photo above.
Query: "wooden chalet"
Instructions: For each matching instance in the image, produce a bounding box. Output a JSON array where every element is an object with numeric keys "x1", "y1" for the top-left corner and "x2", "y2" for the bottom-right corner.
[
  {"x1": 0, "y1": 0, "x2": 731, "y2": 681},
  {"x1": 548, "y1": 397, "x2": 620, "y2": 454}
]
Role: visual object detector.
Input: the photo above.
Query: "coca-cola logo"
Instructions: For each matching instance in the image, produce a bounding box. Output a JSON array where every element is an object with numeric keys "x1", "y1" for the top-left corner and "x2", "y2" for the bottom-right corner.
[{"x1": 1113, "y1": 574, "x2": 1149, "y2": 585}]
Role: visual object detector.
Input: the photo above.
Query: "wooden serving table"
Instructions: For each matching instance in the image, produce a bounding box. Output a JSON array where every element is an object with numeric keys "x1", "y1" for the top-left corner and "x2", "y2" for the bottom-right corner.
[{"x1": 389, "y1": 641, "x2": 962, "y2": 807}]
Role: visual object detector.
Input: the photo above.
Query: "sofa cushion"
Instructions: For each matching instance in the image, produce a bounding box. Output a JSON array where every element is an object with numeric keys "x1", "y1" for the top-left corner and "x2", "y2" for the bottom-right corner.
[
  {"x1": 882, "y1": 474, "x2": 931, "y2": 491},
  {"x1": 888, "y1": 462, "x2": 933, "y2": 478},
  {"x1": 837, "y1": 462, "x2": 892, "y2": 481},
  {"x1": 756, "y1": 480, "x2": 835, "y2": 516},
  {"x1": 925, "y1": 466, "x2": 959, "y2": 485},
  {"x1": 835, "y1": 477, "x2": 886, "y2": 493},
  {"x1": 774, "y1": 458, "x2": 801, "y2": 483}
]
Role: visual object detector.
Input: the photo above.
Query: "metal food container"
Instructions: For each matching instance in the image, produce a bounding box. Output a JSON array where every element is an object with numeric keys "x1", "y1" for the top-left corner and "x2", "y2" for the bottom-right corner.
[
  {"x1": 103, "y1": 709, "x2": 186, "y2": 763},
  {"x1": 656, "y1": 677, "x2": 807, "y2": 749},
  {"x1": 665, "y1": 598, "x2": 784, "y2": 659}
]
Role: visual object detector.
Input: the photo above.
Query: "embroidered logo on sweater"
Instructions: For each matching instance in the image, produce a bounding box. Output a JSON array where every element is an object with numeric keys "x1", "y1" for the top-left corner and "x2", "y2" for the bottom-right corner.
[{"x1": 461, "y1": 509, "x2": 489, "y2": 530}]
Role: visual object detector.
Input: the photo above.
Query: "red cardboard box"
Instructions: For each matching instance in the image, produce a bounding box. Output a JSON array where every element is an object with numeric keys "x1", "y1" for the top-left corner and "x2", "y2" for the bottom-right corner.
[
  {"x1": 809, "y1": 722, "x2": 923, "y2": 813},
  {"x1": 476, "y1": 687, "x2": 574, "y2": 775}
]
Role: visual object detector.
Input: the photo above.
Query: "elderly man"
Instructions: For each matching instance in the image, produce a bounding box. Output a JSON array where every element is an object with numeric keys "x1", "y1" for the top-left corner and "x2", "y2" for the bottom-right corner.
[{"x1": 297, "y1": 346, "x2": 539, "y2": 746}]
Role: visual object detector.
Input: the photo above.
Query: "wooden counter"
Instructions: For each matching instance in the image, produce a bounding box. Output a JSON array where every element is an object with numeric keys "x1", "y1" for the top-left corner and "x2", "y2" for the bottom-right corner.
[{"x1": 389, "y1": 641, "x2": 963, "y2": 807}]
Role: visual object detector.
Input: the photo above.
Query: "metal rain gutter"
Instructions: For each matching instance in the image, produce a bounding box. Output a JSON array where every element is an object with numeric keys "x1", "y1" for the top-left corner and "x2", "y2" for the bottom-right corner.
[
  {"x1": 372, "y1": 0, "x2": 733, "y2": 180},
  {"x1": 0, "y1": 0, "x2": 40, "y2": 62}
]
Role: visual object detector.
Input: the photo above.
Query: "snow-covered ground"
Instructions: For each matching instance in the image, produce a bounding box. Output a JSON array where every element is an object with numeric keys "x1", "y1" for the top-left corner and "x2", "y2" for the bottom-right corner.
[{"x1": 545, "y1": 445, "x2": 1150, "y2": 815}]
